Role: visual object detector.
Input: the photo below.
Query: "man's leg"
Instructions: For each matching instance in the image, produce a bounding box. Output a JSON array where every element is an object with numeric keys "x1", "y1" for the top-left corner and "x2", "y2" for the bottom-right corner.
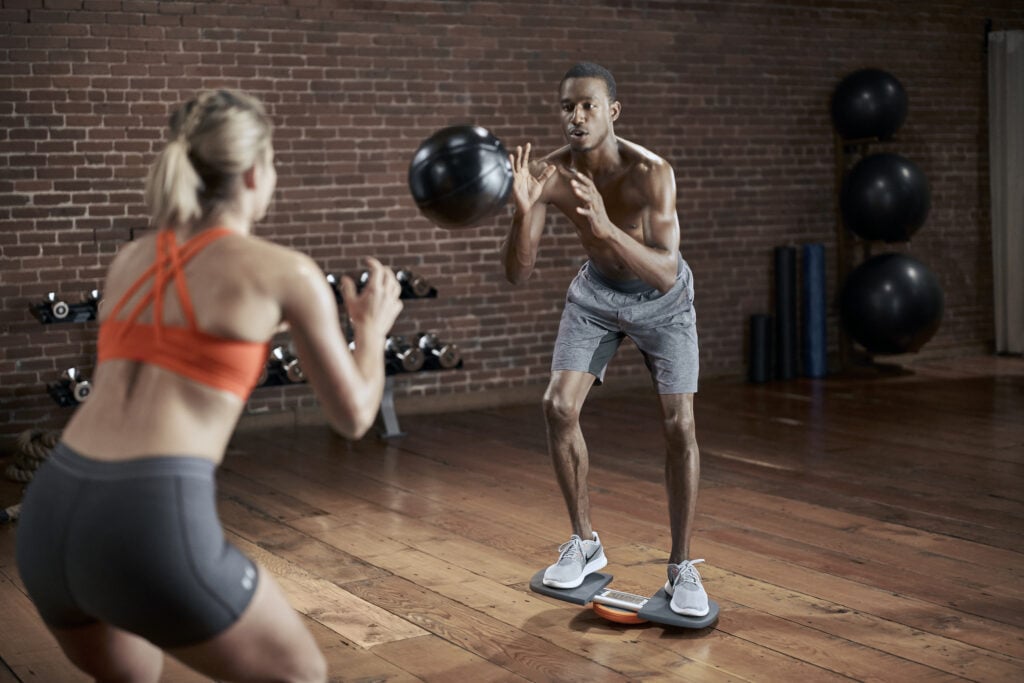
[
  {"x1": 658, "y1": 391, "x2": 709, "y2": 616},
  {"x1": 540, "y1": 369, "x2": 607, "y2": 588},
  {"x1": 542, "y1": 369, "x2": 597, "y2": 538},
  {"x1": 658, "y1": 392, "x2": 699, "y2": 563}
]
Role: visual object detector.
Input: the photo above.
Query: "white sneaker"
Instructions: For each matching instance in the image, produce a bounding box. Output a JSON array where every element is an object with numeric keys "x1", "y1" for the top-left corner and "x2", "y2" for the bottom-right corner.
[
  {"x1": 664, "y1": 559, "x2": 709, "y2": 616},
  {"x1": 542, "y1": 532, "x2": 607, "y2": 589}
]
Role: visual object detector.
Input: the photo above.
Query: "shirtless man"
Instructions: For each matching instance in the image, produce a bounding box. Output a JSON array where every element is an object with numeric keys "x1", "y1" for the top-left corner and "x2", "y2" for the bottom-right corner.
[{"x1": 501, "y1": 62, "x2": 707, "y2": 616}]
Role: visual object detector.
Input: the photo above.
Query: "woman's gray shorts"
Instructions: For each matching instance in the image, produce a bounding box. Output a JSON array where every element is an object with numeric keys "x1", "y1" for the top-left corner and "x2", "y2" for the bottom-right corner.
[
  {"x1": 552, "y1": 255, "x2": 699, "y2": 394},
  {"x1": 15, "y1": 443, "x2": 258, "y2": 648}
]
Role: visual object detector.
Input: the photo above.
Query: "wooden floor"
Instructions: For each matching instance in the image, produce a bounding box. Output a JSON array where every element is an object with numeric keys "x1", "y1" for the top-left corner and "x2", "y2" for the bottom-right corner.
[{"x1": 1, "y1": 355, "x2": 1023, "y2": 682}]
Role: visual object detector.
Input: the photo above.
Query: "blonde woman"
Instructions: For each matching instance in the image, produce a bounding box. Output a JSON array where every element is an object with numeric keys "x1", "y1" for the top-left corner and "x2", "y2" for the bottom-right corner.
[{"x1": 16, "y1": 89, "x2": 402, "y2": 682}]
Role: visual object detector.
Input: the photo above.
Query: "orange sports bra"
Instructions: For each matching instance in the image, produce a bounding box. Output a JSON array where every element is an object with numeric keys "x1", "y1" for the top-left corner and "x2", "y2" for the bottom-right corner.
[{"x1": 97, "y1": 227, "x2": 269, "y2": 400}]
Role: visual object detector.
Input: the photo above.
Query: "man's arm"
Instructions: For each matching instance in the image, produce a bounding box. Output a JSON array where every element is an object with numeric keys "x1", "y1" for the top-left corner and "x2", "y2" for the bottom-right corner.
[
  {"x1": 501, "y1": 144, "x2": 557, "y2": 285},
  {"x1": 501, "y1": 199, "x2": 548, "y2": 284},
  {"x1": 567, "y1": 161, "x2": 681, "y2": 293}
]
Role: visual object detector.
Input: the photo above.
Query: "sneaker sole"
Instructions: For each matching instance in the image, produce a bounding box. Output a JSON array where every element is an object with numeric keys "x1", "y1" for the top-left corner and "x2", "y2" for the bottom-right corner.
[
  {"x1": 542, "y1": 553, "x2": 608, "y2": 589},
  {"x1": 669, "y1": 604, "x2": 710, "y2": 617}
]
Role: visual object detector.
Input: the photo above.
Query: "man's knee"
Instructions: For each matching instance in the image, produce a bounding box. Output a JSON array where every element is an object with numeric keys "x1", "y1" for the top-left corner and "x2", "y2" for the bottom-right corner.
[
  {"x1": 662, "y1": 408, "x2": 697, "y2": 446},
  {"x1": 543, "y1": 387, "x2": 581, "y2": 428}
]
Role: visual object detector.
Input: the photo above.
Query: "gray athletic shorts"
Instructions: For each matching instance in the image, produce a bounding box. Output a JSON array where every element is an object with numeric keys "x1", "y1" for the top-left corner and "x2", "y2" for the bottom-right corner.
[
  {"x1": 552, "y1": 255, "x2": 699, "y2": 394},
  {"x1": 15, "y1": 443, "x2": 258, "y2": 648}
]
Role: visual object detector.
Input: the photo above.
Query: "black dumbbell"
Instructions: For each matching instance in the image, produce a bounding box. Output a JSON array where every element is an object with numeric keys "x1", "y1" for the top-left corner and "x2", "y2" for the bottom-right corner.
[
  {"x1": 416, "y1": 332, "x2": 462, "y2": 369},
  {"x1": 385, "y1": 336, "x2": 425, "y2": 373},
  {"x1": 45, "y1": 292, "x2": 70, "y2": 320},
  {"x1": 62, "y1": 367, "x2": 92, "y2": 403},
  {"x1": 283, "y1": 354, "x2": 304, "y2": 383},
  {"x1": 356, "y1": 270, "x2": 371, "y2": 292},
  {"x1": 325, "y1": 273, "x2": 344, "y2": 306},
  {"x1": 357, "y1": 268, "x2": 432, "y2": 298},
  {"x1": 270, "y1": 346, "x2": 305, "y2": 383},
  {"x1": 269, "y1": 345, "x2": 288, "y2": 372},
  {"x1": 82, "y1": 289, "x2": 102, "y2": 318},
  {"x1": 395, "y1": 269, "x2": 432, "y2": 298},
  {"x1": 324, "y1": 275, "x2": 355, "y2": 335}
]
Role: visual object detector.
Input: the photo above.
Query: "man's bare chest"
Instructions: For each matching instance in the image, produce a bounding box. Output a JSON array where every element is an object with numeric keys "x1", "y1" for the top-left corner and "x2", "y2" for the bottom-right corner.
[{"x1": 549, "y1": 181, "x2": 647, "y2": 236}]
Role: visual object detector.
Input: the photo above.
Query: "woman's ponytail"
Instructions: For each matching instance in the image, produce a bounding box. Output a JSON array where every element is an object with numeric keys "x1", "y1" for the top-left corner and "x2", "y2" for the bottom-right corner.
[{"x1": 144, "y1": 136, "x2": 202, "y2": 230}]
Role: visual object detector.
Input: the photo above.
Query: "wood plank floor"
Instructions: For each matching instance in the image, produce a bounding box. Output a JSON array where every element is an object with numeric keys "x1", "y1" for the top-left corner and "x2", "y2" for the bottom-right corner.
[{"x1": 1, "y1": 354, "x2": 1022, "y2": 682}]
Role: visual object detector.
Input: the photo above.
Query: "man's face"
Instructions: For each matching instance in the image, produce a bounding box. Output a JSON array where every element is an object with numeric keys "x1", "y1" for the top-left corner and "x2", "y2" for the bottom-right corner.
[{"x1": 559, "y1": 77, "x2": 620, "y2": 151}]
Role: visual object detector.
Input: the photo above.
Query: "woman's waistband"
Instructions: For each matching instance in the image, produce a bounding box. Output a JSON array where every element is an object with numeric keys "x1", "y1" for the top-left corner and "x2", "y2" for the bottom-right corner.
[{"x1": 47, "y1": 442, "x2": 217, "y2": 481}]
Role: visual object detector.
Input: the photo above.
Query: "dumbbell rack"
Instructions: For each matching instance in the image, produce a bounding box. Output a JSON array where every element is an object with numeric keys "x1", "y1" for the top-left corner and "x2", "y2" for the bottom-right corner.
[
  {"x1": 29, "y1": 296, "x2": 99, "y2": 326},
  {"x1": 30, "y1": 293, "x2": 100, "y2": 407},
  {"x1": 30, "y1": 274, "x2": 464, "y2": 439},
  {"x1": 258, "y1": 269, "x2": 464, "y2": 439}
]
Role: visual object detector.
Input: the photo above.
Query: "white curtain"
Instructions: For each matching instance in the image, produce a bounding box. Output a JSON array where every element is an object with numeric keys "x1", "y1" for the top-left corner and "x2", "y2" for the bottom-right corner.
[{"x1": 989, "y1": 30, "x2": 1024, "y2": 354}]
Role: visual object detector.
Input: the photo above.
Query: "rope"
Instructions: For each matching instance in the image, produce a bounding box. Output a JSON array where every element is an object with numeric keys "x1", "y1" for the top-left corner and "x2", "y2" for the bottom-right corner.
[
  {"x1": 0, "y1": 503, "x2": 18, "y2": 524},
  {"x1": 4, "y1": 428, "x2": 61, "y2": 484}
]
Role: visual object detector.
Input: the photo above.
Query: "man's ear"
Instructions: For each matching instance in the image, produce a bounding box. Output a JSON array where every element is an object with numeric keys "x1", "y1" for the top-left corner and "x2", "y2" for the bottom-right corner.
[
  {"x1": 610, "y1": 100, "x2": 621, "y2": 122},
  {"x1": 242, "y1": 165, "x2": 257, "y2": 190}
]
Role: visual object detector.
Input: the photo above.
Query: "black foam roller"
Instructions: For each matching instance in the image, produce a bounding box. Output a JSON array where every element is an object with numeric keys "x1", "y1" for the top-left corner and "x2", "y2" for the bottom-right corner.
[
  {"x1": 774, "y1": 246, "x2": 797, "y2": 380},
  {"x1": 748, "y1": 314, "x2": 773, "y2": 384},
  {"x1": 801, "y1": 243, "x2": 828, "y2": 378}
]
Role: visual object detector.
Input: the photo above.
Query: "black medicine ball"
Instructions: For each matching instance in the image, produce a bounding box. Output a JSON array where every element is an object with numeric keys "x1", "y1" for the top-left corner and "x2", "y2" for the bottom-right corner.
[{"x1": 408, "y1": 125, "x2": 514, "y2": 229}]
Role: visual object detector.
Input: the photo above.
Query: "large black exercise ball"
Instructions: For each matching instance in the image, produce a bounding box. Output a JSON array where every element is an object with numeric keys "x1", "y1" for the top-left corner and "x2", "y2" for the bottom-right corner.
[
  {"x1": 831, "y1": 68, "x2": 908, "y2": 141},
  {"x1": 408, "y1": 125, "x2": 513, "y2": 229},
  {"x1": 839, "y1": 253, "x2": 944, "y2": 355},
  {"x1": 840, "y1": 153, "x2": 931, "y2": 242}
]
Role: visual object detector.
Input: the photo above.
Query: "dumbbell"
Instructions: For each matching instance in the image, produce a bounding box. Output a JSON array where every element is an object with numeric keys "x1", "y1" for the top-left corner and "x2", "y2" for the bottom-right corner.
[
  {"x1": 325, "y1": 274, "x2": 355, "y2": 337},
  {"x1": 62, "y1": 367, "x2": 92, "y2": 403},
  {"x1": 283, "y1": 350, "x2": 304, "y2": 383},
  {"x1": 395, "y1": 269, "x2": 432, "y2": 298},
  {"x1": 45, "y1": 292, "x2": 70, "y2": 320},
  {"x1": 81, "y1": 289, "x2": 102, "y2": 319},
  {"x1": 268, "y1": 346, "x2": 288, "y2": 379},
  {"x1": 284, "y1": 358, "x2": 304, "y2": 383},
  {"x1": 357, "y1": 268, "x2": 432, "y2": 298},
  {"x1": 384, "y1": 336, "x2": 425, "y2": 373},
  {"x1": 325, "y1": 273, "x2": 345, "y2": 307},
  {"x1": 416, "y1": 332, "x2": 462, "y2": 369},
  {"x1": 270, "y1": 346, "x2": 305, "y2": 383}
]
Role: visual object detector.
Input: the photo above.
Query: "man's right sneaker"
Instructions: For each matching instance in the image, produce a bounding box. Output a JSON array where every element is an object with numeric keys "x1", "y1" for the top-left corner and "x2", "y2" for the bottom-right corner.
[{"x1": 542, "y1": 532, "x2": 607, "y2": 589}]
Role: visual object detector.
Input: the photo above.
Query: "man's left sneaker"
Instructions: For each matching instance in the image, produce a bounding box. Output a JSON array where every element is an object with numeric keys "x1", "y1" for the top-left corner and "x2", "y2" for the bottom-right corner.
[{"x1": 664, "y1": 559, "x2": 709, "y2": 617}]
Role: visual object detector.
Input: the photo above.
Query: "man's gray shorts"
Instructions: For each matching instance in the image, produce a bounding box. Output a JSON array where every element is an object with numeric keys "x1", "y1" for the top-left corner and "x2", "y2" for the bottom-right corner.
[{"x1": 551, "y1": 255, "x2": 699, "y2": 394}]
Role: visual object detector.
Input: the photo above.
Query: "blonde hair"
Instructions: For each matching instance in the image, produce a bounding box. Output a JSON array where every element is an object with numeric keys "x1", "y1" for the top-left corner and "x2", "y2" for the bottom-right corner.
[{"x1": 145, "y1": 89, "x2": 272, "y2": 229}]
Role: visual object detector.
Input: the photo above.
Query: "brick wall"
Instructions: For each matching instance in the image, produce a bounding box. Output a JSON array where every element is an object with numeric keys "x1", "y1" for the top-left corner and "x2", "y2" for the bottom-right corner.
[{"x1": 2, "y1": 0, "x2": 1022, "y2": 436}]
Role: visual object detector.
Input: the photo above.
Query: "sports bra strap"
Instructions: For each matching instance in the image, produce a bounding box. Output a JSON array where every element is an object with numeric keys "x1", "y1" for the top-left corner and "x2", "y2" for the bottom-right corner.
[
  {"x1": 167, "y1": 231, "x2": 199, "y2": 330},
  {"x1": 106, "y1": 228, "x2": 235, "y2": 333}
]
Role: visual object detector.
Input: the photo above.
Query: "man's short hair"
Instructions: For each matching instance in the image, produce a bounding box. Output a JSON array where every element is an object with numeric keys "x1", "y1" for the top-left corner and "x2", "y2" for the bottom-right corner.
[{"x1": 560, "y1": 62, "x2": 617, "y2": 102}]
